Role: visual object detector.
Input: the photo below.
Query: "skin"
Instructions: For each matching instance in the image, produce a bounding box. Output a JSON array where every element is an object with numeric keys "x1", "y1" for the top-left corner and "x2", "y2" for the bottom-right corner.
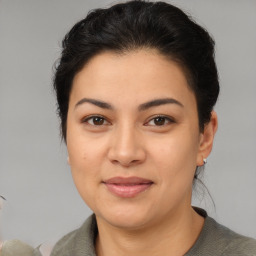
[{"x1": 66, "y1": 49, "x2": 218, "y2": 256}]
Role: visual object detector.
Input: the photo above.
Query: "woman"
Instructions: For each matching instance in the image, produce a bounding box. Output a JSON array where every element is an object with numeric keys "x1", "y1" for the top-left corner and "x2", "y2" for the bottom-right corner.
[
  {"x1": 1, "y1": 0, "x2": 255, "y2": 255},
  {"x1": 50, "y1": 0, "x2": 256, "y2": 255}
]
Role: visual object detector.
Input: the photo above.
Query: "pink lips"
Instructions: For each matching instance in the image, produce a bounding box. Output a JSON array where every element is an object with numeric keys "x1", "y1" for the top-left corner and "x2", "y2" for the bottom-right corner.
[{"x1": 103, "y1": 177, "x2": 153, "y2": 198}]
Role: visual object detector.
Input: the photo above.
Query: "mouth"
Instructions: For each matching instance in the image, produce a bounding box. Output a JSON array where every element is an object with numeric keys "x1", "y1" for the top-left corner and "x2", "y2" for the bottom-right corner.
[{"x1": 103, "y1": 176, "x2": 154, "y2": 198}]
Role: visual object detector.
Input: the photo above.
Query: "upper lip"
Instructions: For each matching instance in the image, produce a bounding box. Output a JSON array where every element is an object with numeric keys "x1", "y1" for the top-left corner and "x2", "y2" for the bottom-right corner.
[{"x1": 103, "y1": 176, "x2": 153, "y2": 185}]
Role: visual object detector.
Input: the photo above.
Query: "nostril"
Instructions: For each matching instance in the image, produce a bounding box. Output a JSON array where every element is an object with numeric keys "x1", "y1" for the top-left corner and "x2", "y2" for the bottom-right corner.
[
  {"x1": 111, "y1": 158, "x2": 142, "y2": 167},
  {"x1": 107, "y1": 135, "x2": 146, "y2": 166}
]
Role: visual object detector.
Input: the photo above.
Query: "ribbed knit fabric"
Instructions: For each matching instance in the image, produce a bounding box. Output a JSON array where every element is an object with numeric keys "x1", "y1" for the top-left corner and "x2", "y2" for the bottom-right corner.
[
  {"x1": 1, "y1": 208, "x2": 256, "y2": 256},
  {"x1": 50, "y1": 215, "x2": 97, "y2": 256},
  {"x1": 50, "y1": 209, "x2": 256, "y2": 256}
]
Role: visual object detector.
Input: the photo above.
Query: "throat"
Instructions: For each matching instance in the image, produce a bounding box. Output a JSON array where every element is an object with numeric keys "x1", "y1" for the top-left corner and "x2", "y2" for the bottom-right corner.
[{"x1": 95, "y1": 208, "x2": 205, "y2": 256}]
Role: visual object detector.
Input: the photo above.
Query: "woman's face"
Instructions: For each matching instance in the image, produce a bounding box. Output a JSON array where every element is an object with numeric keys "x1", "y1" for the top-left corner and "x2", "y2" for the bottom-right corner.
[{"x1": 66, "y1": 50, "x2": 214, "y2": 229}]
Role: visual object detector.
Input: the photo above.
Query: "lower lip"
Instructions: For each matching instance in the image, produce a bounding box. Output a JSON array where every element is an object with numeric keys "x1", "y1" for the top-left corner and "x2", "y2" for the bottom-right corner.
[{"x1": 104, "y1": 183, "x2": 153, "y2": 198}]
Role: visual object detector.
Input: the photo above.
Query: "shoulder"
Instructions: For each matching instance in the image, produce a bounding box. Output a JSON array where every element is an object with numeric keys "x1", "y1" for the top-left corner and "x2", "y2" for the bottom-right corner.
[
  {"x1": 50, "y1": 214, "x2": 97, "y2": 256},
  {"x1": 224, "y1": 236, "x2": 256, "y2": 256},
  {"x1": 187, "y1": 215, "x2": 256, "y2": 256},
  {"x1": 211, "y1": 219, "x2": 256, "y2": 256}
]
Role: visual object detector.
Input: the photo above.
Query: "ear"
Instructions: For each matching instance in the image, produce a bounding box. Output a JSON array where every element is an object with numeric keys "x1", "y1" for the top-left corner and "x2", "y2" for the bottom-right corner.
[{"x1": 196, "y1": 111, "x2": 218, "y2": 166}]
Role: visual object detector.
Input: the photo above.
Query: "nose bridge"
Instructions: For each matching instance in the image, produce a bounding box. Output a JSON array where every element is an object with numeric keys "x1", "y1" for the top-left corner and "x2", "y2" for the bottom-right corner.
[
  {"x1": 117, "y1": 122, "x2": 137, "y2": 150},
  {"x1": 108, "y1": 120, "x2": 145, "y2": 166}
]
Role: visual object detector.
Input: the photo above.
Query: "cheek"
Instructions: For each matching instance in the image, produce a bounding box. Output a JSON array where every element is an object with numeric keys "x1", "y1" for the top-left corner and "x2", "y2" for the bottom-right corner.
[
  {"x1": 153, "y1": 135, "x2": 198, "y2": 164},
  {"x1": 149, "y1": 130, "x2": 199, "y2": 182},
  {"x1": 67, "y1": 123, "x2": 104, "y2": 166},
  {"x1": 68, "y1": 140, "x2": 100, "y2": 179},
  {"x1": 66, "y1": 132, "x2": 102, "y2": 196},
  {"x1": 68, "y1": 144, "x2": 100, "y2": 208}
]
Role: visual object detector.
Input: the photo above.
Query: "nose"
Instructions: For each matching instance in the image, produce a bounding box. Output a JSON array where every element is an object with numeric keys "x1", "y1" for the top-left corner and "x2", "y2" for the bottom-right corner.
[{"x1": 107, "y1": 123, "x2": 146, "y2": 167}]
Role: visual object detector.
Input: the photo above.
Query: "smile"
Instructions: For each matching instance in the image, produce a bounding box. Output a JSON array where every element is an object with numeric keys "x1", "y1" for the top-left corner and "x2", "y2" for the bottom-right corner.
[{"x1": 103, "y1": 176, "x2": 154, "y2": 198}]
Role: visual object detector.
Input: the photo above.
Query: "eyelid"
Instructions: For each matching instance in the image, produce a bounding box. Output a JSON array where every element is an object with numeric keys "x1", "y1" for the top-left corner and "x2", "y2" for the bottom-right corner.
[
  {"x1": 82, "y1": 115, "x2": 111, "y2": 125},
  {"x1": 81, "y1": 114, "x2": 175, "y2": 127},
  {"x1": 145, "y1": 115, "x2": 175, "y2": 126}
]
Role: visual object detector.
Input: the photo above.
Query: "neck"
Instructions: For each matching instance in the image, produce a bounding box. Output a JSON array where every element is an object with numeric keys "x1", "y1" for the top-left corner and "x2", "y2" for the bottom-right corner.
[{"x1": 95, "y1": 206, "x2": 204, "y2": 256}]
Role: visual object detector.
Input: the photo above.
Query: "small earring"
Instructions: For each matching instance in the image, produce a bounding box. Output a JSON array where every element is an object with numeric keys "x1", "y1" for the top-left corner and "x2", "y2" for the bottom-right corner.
[
  {"x1": 67, "y1": 156, "x2": 70, "y2": 165},
  {"x1": 203, "y1": 158, "x2": 207, "y2": 165}
]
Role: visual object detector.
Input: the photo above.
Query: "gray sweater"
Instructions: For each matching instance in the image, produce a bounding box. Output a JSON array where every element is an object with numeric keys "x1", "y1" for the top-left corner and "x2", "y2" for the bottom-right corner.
[
  {"x1": 50, "y1": 209, "x2": 256, "y2": 256},
  {"x1": 1, "y1": 209, "x2": 256, "y2": 255}
]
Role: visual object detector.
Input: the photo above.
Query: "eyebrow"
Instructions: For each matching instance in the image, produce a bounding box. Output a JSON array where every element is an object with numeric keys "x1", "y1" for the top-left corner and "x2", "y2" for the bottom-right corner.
[
  {"x1": 75, "y1": 98, "x2": 113, "y2": 110},
  {"x1": 138, "y1": 98, "x2": 184, "y2": 111},
  {"x1": 74, "y1": 97, "x2": 184, "y2": 111}
]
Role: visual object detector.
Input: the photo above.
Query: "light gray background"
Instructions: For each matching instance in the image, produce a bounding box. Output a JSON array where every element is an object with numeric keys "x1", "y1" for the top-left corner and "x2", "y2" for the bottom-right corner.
[{"x1": 0, "y1": 0, "x2": 256, "y2": 247}]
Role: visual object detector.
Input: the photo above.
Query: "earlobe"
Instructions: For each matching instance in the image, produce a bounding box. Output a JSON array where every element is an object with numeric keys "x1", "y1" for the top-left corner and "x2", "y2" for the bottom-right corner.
[{"x1": 197, "y1": 111, "x2": 218, "y2": 166}]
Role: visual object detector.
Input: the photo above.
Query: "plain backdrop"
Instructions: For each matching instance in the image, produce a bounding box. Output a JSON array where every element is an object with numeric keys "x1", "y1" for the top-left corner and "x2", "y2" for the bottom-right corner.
[{"x1": 0, "y1": 0, "x2": 256, "y2": 247}]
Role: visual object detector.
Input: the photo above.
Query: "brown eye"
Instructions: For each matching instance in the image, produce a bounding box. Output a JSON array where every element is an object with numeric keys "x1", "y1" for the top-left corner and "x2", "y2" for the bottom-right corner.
[
  {"x1": 154, "y1": 116, "x2": 166, "y2": 126},
  {"x1": 83, "y1": 115, "x2": 109, "y2": 126},
  {"x1": 146, "y1": 115, "x2": 174, "y2": 126},
  {"x1": 91, "y1": 117, "x2": 104, "y2": 125}
]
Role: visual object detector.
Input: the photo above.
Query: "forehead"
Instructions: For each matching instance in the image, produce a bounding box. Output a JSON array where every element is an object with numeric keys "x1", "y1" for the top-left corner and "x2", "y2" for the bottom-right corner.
[{"x1": 70, "y1": 49, "x2": 196, "y2": 108}]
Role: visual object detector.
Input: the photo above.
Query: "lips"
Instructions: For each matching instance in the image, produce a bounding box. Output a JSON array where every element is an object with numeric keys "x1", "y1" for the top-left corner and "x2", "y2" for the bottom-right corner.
[{"x1": 103, "y1": 177, "x2": 153, "y2": 198}]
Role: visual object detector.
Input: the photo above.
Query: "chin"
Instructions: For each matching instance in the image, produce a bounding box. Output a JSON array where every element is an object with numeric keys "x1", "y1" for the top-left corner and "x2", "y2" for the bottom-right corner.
[
  {"x1": 106, "y1": 215, "x2": 149, "y2": 230},
  {"x1": 95, "y1": 204, "x2": 155, "y2": 230}
]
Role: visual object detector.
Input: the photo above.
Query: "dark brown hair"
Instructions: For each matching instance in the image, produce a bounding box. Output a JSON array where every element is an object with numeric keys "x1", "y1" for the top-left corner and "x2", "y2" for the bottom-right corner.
[{"x1": 53, "y1": 0, "x2": 219, "y2": 141}]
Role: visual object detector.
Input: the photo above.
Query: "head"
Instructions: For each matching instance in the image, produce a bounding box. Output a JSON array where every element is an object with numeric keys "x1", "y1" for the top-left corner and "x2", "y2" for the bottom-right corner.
[
  {"x1": 53, "y1": 0, "x2": 219, "y2": 228},
  {"x1": 54, "y1": 0, "x2": 219, "y2": 140}
]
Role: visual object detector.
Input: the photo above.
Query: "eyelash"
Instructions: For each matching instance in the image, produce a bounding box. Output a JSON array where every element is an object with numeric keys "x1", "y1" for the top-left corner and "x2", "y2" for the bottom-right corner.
[
  {"x1": 82, "y1": 115, "x2": 109, "y2": 126},
  {"x1": 145, "y1": 115, "x2": 175, "y2": 126},
  {"x1": 82, "y1": 115, "x2": 175, "y2": 127}
]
